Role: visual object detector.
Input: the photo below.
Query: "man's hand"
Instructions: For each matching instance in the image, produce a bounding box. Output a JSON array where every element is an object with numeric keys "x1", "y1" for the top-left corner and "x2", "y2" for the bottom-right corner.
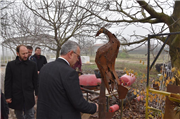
[
  {"x1": 95, "y1": 103, "x2": 98, "y2": 112},
  {"x1": 6, "y1": 98, "x2": 12, "y2": 103},
  {"x1": 35, "y1": 96, "x2": 38, "y2": 101}
]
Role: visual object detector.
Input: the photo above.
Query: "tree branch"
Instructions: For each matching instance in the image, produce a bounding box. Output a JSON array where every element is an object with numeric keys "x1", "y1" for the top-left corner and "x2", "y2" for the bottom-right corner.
[{"x1": 136, "y1": 0, "x2": 170, "y2": 24}]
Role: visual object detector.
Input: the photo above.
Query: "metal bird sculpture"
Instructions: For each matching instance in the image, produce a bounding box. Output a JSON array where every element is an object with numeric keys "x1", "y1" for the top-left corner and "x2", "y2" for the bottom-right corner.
[
  {"x1": 95, "y1": 27, "x2": 128, "y2": 119},
  {"x1": 95, "y1": 27, "x2": 128, "y2": 99}
]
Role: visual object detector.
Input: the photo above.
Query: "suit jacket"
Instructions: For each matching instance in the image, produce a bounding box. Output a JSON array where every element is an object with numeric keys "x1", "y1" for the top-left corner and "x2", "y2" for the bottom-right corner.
[
  {"x1": 4, "y1": 56, "x2": 38, "y2": 110},
  {"x1": 37, "y1": 58, "x2": 96, "y2": 119}
]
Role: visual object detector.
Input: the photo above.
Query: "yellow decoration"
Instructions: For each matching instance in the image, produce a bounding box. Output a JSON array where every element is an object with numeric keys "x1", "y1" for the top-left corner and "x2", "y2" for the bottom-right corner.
[
  {"x1": 171, "y1": 77, "x2": 175, "y2": 83},
  {"x1": 130, "y1": 70, "x2": 134, "y2": 74},
  {"x1": 165, "y1": 80, "x2": 169, "y2": 86},
  {"x1": 148, "y1": 115, "x2": 154, "y2": 118},
  {"x1": 123, "y1": 67, "x2": 126, "y2": 72},
  {"x1": 164, "y1": 73, "x2": 167, "y2": 78},
  {"x1": 178, "y1": 70, "x2": 180, "y2": 76},
  {"x1": 171, "y1": 67, "x2": 176, "y2": 72},
  {"x1": 134, "y1": 72, "x2": 138, "y2": 76},
  {"x1": 159, "y1": 75, "x2": 163, "y2": 81},
  {"x1": 142, "y1": 74, "x2": 146, "y2": 78},
  {"x1": 126, "y1": 71, "x2": 129, "y2": 75}
]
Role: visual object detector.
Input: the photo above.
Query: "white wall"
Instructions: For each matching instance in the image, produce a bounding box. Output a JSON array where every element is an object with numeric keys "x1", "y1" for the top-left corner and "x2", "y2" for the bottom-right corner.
[{"x1": 81, "y1": 56, "x2": 90, "y2": 64}]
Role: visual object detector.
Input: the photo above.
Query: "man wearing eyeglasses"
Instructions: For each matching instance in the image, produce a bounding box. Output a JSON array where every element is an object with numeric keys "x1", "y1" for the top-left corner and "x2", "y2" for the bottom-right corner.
[
  {"x1": 37, "y1": 40, "x2": 98, "y2": 119},
  {"x1": 72, "y1": 54, "x2": 82, "y2": 72}
]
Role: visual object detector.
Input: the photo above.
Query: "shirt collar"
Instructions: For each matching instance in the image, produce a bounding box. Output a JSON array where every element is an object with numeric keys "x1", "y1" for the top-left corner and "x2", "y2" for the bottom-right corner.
[
  {"x1": 15, "y1": 56, "x2": 28, "y2": 64},
  {"x1": 58, "y1": 57, "x2": 70, "y2": 65}
]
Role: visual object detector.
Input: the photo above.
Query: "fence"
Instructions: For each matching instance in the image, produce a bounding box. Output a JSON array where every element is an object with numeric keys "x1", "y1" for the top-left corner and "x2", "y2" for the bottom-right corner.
[{"x1": 145, "y1": 31, "x2": 180, "y2": 119}]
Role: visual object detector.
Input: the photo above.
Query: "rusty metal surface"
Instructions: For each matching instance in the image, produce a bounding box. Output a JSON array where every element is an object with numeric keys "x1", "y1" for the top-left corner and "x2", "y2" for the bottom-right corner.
[
  {"x1": 95, "y1": 27, "x2": 128, "y2": 119},
  {"x1": 164, "y1": 84, "x2": 180, "y2": 119},
  {"x1": 98, "y1": 80, "x2": 106, "y2": 119},
  {"x1": 95, "y1": 27, "x2": 128, "y2": 99},
  {"x1": 117, "y1": 85, "x2": 128, "y2": 99}
]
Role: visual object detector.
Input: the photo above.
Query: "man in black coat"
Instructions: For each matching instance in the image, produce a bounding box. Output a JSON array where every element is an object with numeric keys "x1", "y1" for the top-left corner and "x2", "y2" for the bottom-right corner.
[
  {"x1": 1, "y1": 90, "x2": 9, "y2": 119},
  {"x1": 37, "y1": 40, "x2": 98, "y2": 119},
  {"x1": 4, "y1": 45, "x2": 38, "y2": 119},
  {"x1": 31, "y1": 47, "x2": 47, "y2": 74}
]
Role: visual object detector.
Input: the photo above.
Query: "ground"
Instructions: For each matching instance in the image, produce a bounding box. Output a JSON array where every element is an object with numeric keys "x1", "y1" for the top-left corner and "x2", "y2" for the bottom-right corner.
[{"x1": 82, "y1": 90, "x2": 146, "y2": 119}]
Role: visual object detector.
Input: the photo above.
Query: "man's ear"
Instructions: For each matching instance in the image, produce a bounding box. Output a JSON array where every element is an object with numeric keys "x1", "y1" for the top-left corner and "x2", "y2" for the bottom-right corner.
[
  {"x1": 69, "y1": 50, "x2": 74, "y2": 58},
  {"x1": 17, "y1": 52, "x2": 20, "y2": 56}
]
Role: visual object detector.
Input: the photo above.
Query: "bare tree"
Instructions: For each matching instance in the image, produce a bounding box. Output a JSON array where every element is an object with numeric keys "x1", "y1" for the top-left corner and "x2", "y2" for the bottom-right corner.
[
  {"x1": 1, "y1": 0, "x2": 14, "y2": 41},
  {"x1": 1, "y1": 3, "x2": 46, "y2": 56},
  {"x1": 79, "y1": 0, "x2": 180, "y2": 84},
  {"x1": 76, "y1": 36, "x2": 95, "y2": 56},
  {"x1": 23, "y1": 0, "x2": 105, "y2": 58}
]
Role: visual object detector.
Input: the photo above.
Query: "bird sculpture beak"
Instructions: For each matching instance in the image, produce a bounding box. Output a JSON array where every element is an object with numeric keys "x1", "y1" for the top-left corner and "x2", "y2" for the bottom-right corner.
[{"x1": 95, "y1": 28, "x2": 104, "y2": 36}]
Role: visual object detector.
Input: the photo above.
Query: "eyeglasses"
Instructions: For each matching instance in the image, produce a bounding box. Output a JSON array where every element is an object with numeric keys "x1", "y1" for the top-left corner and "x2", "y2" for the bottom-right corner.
[{"x1": 73, "y1": 51, "x2": 80, "y2": 58}]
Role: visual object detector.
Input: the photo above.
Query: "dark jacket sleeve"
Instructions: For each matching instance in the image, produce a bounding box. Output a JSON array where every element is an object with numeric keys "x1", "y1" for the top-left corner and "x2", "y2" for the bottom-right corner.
[
  {"x1": 30, "y1": 56, "x2": 37, "y2": 64},
  {"x1": 32, "y1": 63, "x2": 38, "y2": 96},
  {"x1": 4, "y1": 62, "x2": 12, "y2": 99},
  {"x1": 43, "y1": 56, "x2": 47, "y2": 64},
  {"x1": 63, "y1": 70, "x2": 97, "y2": 114},
  {"x1": 1, "y1": 91, "x2": 9, "y2": 119}
]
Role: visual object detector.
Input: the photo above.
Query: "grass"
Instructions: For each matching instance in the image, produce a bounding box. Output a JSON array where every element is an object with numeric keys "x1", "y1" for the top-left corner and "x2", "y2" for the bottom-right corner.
[
  {"x1": 85, "y1": 54, "x2": 159, "y2": 75},
  {"x1": 82, "y1": 53, "x2": 162, "y2": 88}
]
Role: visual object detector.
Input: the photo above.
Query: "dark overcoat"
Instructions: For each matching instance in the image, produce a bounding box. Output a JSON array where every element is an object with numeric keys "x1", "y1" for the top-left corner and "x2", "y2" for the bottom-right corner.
[
  {"x1": 37, "y1": 58, "x2": 96, "y2": 119},
  {"x1": 4, "y1": 56, "x2": 38, "y2": 110},
  {"x1": 1, "y1": 90, "x2": 9, "y2": 119},
  {"x1": 31, "y1": 54, "x2": 47, "y2": 71}
]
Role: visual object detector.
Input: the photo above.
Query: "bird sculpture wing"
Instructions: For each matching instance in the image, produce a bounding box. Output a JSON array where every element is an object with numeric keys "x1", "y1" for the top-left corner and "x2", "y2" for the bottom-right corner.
[{"x1": 95, "y1": 27, "x2": 128, "y2": 99}]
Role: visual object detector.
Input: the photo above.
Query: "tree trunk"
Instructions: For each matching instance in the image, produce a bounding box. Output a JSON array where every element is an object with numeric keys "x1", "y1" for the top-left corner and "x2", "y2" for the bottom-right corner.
[
  {"x1": 166, "y1": 1, "x2": 180, "y2": 85},
  {"x1": 56, "y1": 48, "x2": 60, "y2": 59},
  {"x1": 169, "y1": 43, "x2": 180, "y2": 85}
]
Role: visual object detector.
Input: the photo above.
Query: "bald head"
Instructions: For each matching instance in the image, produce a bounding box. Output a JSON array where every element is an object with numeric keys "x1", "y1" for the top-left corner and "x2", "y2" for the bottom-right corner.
[{"x1": 16, "y1": 45, "x2": 28, "y2": 61}]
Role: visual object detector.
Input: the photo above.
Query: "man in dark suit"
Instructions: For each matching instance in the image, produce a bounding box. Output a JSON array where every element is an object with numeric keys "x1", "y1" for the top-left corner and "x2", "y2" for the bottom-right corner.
[
  {"x1": 4, "y1": 45, "x2": 38, "y2": 119},
  {"x1": 26, "y1": 46, "x2": 33, "y2": 59},
  {"x1": 27, "y1": 46, "x2": 37, "y2": 63},
  {"x1": 37, "y1": 40, "x2": 98, "y2": 119},
  {"x1": 31, "y1": 47, "x2": 47, "y2": 74}
]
